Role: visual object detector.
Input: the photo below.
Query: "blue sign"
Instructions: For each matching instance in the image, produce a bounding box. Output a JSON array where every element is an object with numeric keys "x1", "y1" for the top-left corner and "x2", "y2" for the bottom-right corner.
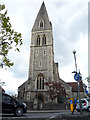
[
  {"x1": 74, "y1": 73, "x2": 80, "y2": 81},
  {"x1": 70, "y1": 100, "x2": 73, "y2": 104},
  {"x1": 85, "y1": 90, "x2": 88, "y2": 94}
]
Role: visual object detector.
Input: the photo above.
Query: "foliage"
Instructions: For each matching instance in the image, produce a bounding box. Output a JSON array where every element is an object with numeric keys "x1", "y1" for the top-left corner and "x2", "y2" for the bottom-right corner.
[
  {"x1": 0, "y1": 4, "x2": 22, "y2": 68},
  {"x1": 44, "y1": 81, "x2": 67, "y2": 102}
]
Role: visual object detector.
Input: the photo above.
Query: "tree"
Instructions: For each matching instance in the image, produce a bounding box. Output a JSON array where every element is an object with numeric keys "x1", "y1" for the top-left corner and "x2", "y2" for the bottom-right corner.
[
  {"x1": 0, "y1": 4, "x2": 22, "y2": 68},
  {"x1": 44, "y1": 81, "x2": 67, "y2": 102}
]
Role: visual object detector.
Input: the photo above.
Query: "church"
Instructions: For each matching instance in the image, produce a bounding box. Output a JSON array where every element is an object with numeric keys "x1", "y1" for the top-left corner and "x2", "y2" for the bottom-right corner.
[{"x1": 18, "y1": 2, "x2": 85, "y2": 109}]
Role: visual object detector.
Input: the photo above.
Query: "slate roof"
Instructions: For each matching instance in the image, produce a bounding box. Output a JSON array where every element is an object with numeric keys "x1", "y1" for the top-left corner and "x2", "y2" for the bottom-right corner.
[{"x1": 67, "y1": 81, "x2": 84, "y2": 92}]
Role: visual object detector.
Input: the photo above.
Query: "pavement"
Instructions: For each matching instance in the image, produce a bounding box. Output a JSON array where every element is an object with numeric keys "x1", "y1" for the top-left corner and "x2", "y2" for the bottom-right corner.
[
  {"x1": 1, "y1": 110, "x2": 90, "y2": 120},
  {"x1": 27, "y1": 109, "x2": 90, "y2": 119}
]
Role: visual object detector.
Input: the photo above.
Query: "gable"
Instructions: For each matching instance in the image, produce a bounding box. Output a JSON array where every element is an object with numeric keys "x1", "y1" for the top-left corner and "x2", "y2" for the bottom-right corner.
[{"x1": 67, "y1": 82, "x2": 84, "y2": 92}]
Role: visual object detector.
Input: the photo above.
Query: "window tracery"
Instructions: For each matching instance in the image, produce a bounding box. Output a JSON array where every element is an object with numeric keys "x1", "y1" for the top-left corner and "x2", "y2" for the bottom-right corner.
[
  {"x1": 37, "y1": 74, "x2": 44, "y2": 90},
  {"x1": 39, "y1": 20, "x2": 44, "y2": 28}
]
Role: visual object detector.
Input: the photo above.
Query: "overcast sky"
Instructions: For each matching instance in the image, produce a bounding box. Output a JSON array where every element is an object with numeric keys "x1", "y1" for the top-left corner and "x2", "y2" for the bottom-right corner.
[{"x1": 0, "y1": 0, "x2": 89, "y2": 95}]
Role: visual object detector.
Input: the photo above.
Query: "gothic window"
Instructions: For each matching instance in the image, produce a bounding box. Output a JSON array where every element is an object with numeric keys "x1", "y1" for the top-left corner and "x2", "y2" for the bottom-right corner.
[
  {"x1": 39, "y1": 20, "x2": 44, "y2": 28},
  {"x1": 42, "y1": 35, "x2": 46, "y2": 45},
  {"x1": 37, "y1": 36, "x2": 40, "y2": 45},
  {"x1": 40, "y1": 21, "x2": 43, "y2": 27},
  {"x1": 37, "y1": 74, "x2": 44, "y2": 90}
]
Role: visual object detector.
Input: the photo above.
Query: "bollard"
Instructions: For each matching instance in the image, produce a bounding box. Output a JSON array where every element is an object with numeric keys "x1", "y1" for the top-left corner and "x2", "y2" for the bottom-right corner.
[{"x1": 70, "y1": 98, "x2": 74, "y2": 114}]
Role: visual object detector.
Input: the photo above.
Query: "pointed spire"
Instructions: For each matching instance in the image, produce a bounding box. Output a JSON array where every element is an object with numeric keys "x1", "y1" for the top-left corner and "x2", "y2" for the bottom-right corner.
[{"x1": 32, "y1": 2, "x2": 52, "y2": 32}]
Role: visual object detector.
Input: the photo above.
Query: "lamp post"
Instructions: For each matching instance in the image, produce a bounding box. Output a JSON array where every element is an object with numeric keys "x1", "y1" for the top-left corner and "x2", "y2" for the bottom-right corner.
[
  {"x1": 72, "y1": 50, "x2": 82, "y2": 115},
  {"x1": 73, "y1": 50, "x2": 77, "y2": 72}
]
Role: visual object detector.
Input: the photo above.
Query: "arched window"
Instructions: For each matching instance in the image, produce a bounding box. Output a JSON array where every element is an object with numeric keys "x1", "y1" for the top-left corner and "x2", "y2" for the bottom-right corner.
[
  {"x1": 37, "y1": 74, "x2": 44, "y2": 90},
  {"x1": 42, "y1": 35, "x2": 46, "y2": 45},
  {"x1": 40, "y1": 21, "x2": 43, "y2": 28},
  {"x1": 37, "y1": 36, "x2": 40, "y2": 45},
  {"x1": 39, "y1": 20, "x2": 44, "y2": 28}
]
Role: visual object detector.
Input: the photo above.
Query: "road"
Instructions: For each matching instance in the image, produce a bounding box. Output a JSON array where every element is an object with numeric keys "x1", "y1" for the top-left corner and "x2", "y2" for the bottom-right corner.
[{"x1": 1, "y1": 110, "x2": 90, "y2": 120}]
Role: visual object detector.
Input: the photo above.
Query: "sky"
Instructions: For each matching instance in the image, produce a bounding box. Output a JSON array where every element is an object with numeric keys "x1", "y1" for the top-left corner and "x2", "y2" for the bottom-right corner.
[{"x1": 0, "y1": 0, "x2": 89, "y2": 95}]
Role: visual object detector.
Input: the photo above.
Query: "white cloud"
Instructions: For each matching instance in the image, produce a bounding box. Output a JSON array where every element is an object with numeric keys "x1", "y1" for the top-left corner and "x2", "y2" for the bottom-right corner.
[
  {"x1": 0, "y1": 69, "x2": 25, "y2": 94},
  {"x1": 0, "y1": 0, "x2": 88, "y2": 94}
]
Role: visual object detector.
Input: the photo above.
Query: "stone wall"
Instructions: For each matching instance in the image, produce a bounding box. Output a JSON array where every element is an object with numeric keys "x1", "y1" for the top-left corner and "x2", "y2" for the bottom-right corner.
[
  {"x1": 42, "y1": 103, "x2": 67, "y2": 110},
  {"x1": 25, "y1": 101, "x2": 69, "y2": 110}
]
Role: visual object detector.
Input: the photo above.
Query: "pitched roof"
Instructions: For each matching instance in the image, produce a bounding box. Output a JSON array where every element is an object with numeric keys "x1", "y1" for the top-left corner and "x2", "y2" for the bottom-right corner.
[
  {"x1": 32, "y1": 2, "x2": 52, "y2": 32},
  {"x1": 18, "y1": 81, "x2": 27, "y2": 91},
  {"x1": 59, "y1": 78, "x2": 72, "y2": 90},
  {"x1": 67, "y1": 81, "x2": 84, "y2": 92}
]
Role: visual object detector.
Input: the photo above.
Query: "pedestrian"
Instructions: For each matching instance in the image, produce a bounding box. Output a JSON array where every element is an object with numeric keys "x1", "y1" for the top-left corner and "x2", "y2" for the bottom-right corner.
[
  {"x1": 72, "y1": 98, "x2": 77, "y2": 113},
  {"x1": 74, "y1": 98, "x2": 77, "y2": 110}
]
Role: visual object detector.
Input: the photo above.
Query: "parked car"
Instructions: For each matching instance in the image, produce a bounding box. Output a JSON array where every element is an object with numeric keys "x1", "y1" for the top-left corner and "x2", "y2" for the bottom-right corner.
[
  {"x1": 1, "y1": 93, "x2": 27, "y2": 116},
  {"x1": 76, "y1": 98, "x2": 90, "y2": 112}
]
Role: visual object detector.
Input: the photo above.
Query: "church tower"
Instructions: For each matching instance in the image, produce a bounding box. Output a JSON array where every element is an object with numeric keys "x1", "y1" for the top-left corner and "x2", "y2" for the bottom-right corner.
[
  {"x1": 18, "y1": 2, "x2": 72, "y2": 106},
  {"x1": 26, "y1": 2, "x2": 58, "y2": 101}
]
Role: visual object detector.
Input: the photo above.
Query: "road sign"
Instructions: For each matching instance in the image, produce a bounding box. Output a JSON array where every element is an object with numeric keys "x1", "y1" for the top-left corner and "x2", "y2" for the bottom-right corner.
[
  {"x1": 85, "y1": 90, "x2": 88, "y2": 94},
  {"x1": 74, "y1": 73, "x2": 79, "y2": 81},
  {"x1": 70, "y1": 100, "x2": 73, "y2": 104}
]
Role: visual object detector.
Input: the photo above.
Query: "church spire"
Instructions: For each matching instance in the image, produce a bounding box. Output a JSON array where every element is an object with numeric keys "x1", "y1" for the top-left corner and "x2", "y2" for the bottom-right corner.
[{"x1": 32, "y1": 1, "x2": 52, "y2": 32}]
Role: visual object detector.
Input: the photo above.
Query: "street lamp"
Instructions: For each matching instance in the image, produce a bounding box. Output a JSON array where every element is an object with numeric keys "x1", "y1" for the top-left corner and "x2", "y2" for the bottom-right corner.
[
  {"x1": 73, "y1": 50, "x2": 77, "y2": 72},
  {"x1": 72, "y1": 50, "x2": 82, "y2": 115}
]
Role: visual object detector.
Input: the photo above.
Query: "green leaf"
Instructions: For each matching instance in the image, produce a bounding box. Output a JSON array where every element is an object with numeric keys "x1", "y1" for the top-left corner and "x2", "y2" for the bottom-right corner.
[
  {"x1": 16, "y1": 48, "x2": 20, "y2": 52},
  {"x1": 4, "y1": 10, "x2": 7, "y2": 15},
  {"x1": 0, "y1": 5, "x2": 5, "y2": 11},
  {"x1": 0, "y1": 4, "x2": 23, "y2": 68}
]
